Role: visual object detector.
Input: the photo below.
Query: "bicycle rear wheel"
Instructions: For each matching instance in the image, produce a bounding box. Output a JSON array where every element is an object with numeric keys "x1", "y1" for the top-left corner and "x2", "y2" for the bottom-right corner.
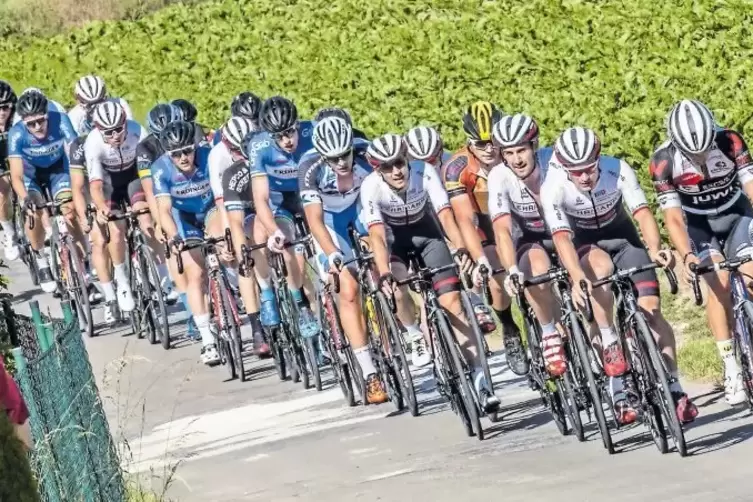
[
  {"x1": 561, "y1": 360, "x2": 585, "y2": 441},
  {"x1": 215, "y1": 275, "x2": 245, "y2": 381},
  {"x1": 321, "y1": 297, "x2": 356, "y2": 405},
  {"x1": 303, "y1": 337, "x2": 323, "y2": 391},
  {"x1": 268, "y1": 327, "x2": 287, "y2": 381},
  {"x1": 140, "y1": 249, "x2": 170, "y2": 349},
  {"x1": 738, "y1": 302, "x2": 753, "y2": 408},
  {"x1": 462, "y1": 291, "x2": 493, "y2": 420},
  {"x1": 376, "y1": 292, "x2": 418, "y2": 416},
  {"x1": 64, "y1": 241, "x2": 93, "y2": 338}
]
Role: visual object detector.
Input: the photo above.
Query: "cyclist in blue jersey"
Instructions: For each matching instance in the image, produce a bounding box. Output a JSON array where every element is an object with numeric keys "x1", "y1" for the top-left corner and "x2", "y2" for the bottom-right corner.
[
  {"x1": 246, "y1": 96, "x2": 318, "y2": 337},
  {"x1": 8, "y1": 91, "x2": 80, "y2": 293},
  {"x1": 152, "y1": 121, "x2": 222, "y2": 365}
]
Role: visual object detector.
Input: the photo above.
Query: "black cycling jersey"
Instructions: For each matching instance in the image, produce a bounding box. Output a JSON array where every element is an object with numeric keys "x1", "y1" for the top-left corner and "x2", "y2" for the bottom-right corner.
[
  {"x1": 69, "y1": 135, "x2": 88, "y2": 171},
  {"x1": 0, "y1": 114, "x2": 12, "y2": 173},
  {"x1": 136, "y1": 133, "x2": 164, "y2": 179}
]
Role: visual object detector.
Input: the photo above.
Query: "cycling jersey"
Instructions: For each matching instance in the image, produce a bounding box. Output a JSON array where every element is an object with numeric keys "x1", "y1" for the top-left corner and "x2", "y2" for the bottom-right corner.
[
  {"x1": 7, "y1": 111, "x2": 76, "y2": 170},
  {"x1": 360, "y1": 160, "x2": 450, "y2": 228},
  {"x1": 69, "y1": 135, "x2": 88, "y2": 171},
  {"x1": 221, "y1": 160, "x2": 253, "y2": 213},
  {"x1": 488, "y1": 147, "x2": 554, "y2": 235},
  {"x1": 0, "y1": 115, "x2": 12, "y2": 172},
  {"x1": 541, "y1": 155, "x2": 648, "y2": 236},
  {"x1": 649, "y1": 129, "x2": 753, "y2": 216},
  {"x1": 11, "y1": 99, "x2": 66, "y2": 125},
  {"x1": 84, "y1": 120, "x2": 146, "y2": 182},
  {"x1": 152, "y1": 145, "x2": 213, "y2": 214},
  {"x1": 441, "y1": 146, "x2": 495, "y2": 241},
  {"x1": 68, "y1": 98, "x2": 133, "y2": 136},
  {"x1": 246, "y1": 121, "x2": 314, "y2": 193}
]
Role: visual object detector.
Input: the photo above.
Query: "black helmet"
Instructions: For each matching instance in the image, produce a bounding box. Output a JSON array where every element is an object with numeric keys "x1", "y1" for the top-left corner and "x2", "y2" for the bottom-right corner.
[
  {"x1": 314, "y1": 107, "x2": 353, "y2": 126},
  {"x1": 462, "y1": 101, "x2": 502, "y2": 141},
  {"x1": 260, "y1": 96, "x2": 298, "y2": 133},
  {"x1": 147, "y1": 103, "x2": 183, "y2": 135},
  {"x1": 16, "y1": 91, "x2": 48, "y2": 118},
  {"x1": 231, "y1": 92, "x2": 262, "y2": 121},
  {"x1": 0, "y1": 81, "x2": 17, "y2": 106},
  {"x1": 160, "y1": 120, "x2": 197, "y2": 151},
  {"x1": 171, "y1": 99, "x2": 197, "y2": 123}
]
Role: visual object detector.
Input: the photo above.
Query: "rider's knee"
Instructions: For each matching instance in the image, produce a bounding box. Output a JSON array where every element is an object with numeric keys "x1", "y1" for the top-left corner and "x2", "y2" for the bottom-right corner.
[
  {"x1": 580, "y1": 249, "x2": 614, "y2": 278},
  {"x1": 438, "y1": 290, "x2": 463, "y2": 314}
]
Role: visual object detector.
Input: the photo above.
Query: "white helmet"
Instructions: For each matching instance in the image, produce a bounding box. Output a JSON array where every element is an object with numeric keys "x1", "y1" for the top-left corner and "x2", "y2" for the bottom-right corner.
[
  {"x1": 75, "y1": 75, "x2": 107, "y2": 104},
  {"x1": 92, "y1": 101, "x2": 126, "y2": 130},
  {"x1": 554, "y1": 127, "x2": 601, "y2": 169},
  {"x1": 493, "y1": 114, "x2": 539, "y2": 148},
  {"x1": 222, "y1": 117, "x2": 252, "y2": 150},
  {"x1": 405, "y1": 126, "x2": 442, "y2": 161},
  {"x1": 667, "y1": 100, "x2": 715, "y2": 154},
  {"x1": 367, "y1": 133, "x2": 406, "y2": 166},
  {"x1": 313, "y1": 116, "x2": 353, "y2": 158}
]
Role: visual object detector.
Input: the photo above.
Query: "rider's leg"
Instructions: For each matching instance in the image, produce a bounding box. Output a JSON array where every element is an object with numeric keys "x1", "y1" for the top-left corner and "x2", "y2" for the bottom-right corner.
[
  {"x1": 0, "y1": 175, "x2": 18, "y2": 260},
  {"x1": 251, "y1": 218, "x2": 278, "y2": 327},
  {"x1": 182, "y1": 247, "x2": 212, "y2": 347},
  {"x1": 105, "y1": 217, "x2": 135, "y2": 312}
]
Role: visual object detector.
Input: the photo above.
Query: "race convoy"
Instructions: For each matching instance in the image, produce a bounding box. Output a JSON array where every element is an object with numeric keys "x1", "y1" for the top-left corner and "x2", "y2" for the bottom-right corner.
[{"x1": 6, "y1": 74, "x2": 753, "y2": 454}]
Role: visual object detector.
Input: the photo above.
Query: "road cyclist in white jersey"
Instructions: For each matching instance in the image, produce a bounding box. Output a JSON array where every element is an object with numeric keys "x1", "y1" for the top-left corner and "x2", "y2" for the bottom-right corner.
[
  {"x1": 298, "y1": 116, "x2": 388, "y2": 404},
  {"x1": 541, "y1": 126, "x2": 697, "y2": 425},
  {"x1": 68, "y1": 75, "x2": 134, "y2": 136},
  {"x1": 360, "y1": 133, "x2": 500, "y2": 412},
  {"x1": 488, "y1": 114, "x2": 567, "y2": 378},
  {"x1": 210, "y1": 116, "x2": 269, "y2": 356}
]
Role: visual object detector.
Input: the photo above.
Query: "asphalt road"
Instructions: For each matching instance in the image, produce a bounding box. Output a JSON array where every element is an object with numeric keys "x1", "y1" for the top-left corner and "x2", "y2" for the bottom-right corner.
[{"x1": 7, "y1": 255, "x2": 753, "y2": 502}]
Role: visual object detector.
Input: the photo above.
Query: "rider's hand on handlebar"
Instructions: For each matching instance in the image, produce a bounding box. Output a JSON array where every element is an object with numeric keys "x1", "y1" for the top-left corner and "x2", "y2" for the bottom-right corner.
[
  {"x1": 170, "y1": 235, "x2": 185, "y2": 252},
  {"x1": 267, "y1": 229, "x2": 286, "y2": 253},
  {"x1": 572, "y1": 275, "x2": 592, "y2": 309},
  {"x1": 452, "y1": 248, "x2": 474, "y2": 277},
  {"x1": 154, "y1": 222, "x2": 166, "y2": 244},
  {"x1": 503, "y1": 266, "x2": 525, "y2": 296},
  {"x1": 21, "y1": 196, "x2": 36, "y2": 215},
  {"x1": 650, "y1": 248, "x2": 675, "y2": 269},
  {"x1": 682, "y1": 252, "x2": 700, "y2": 284},
  {"x1": 471, "y1": 255, "x2": 491, "y2": 288},
  {"x1": 96, "y1": 206, "x2": 112, "y2": 226},
  {"x1": 378, "y1": 272, "x2": 397, "y2": 297},
  {"x1": 327, "y1": 251, "x2": 344, "y2": 276},
  {"x1": 79, "y1": 212, "x2": 91, "y2": 233}
]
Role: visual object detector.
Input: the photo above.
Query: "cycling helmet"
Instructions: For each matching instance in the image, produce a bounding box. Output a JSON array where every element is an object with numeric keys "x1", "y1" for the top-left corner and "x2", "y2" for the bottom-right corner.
[
  {"x1": 554, "y1": 127, "x2": 601, "y2": 169},
  {"x1": 367, "y1": 133, "x2": 406, "y2": 166},
  {"x1": 20, "y1": 87, "x2": 43, "y2": 97},
  {"x1": 222, "y1": 117, "x2": 253, "y2": 150},
  {"x1": 231, "y1": 92, "x2": 262, "y2": 121},
  {"x1": 161, "y1": 120, "x2": 197, "y2": 151},
  {"x1": 16, "y1": 91, "x2": 48, "y2": 118},
  {"x1": 147, "y1": 103, "x2": 182, "y2": 135},
  {"x1": 75, "y1": 75, "x2": 106, "y2": 104},
  {"x1": 313, "y1": 117, "x2": 353, "y2": 158},
  {"x1": 171, "y1": 99, "x2": 197, "y2": 122},
  {"x1": 667, "y1": 99, "x2": 716, "y2": 154},
  {"x1": 405, "y1": 126, "x2": 442, "y2": 161},
  {"x1": 260, "y1": 96, "x2": 298, "y2": 133},
  {"x1": 92, "y1": 101, "x2": 126, "y2": 130},
  {"x1": 463, "y1": 101, "x2": 501, "y2": 141},
  {"x1": 493, "y1": 114, "x2": 539, "y2": 149},
  {"x1": 314, "y1": 107, "x2": 353, "y2": 126},
  {"x1": 0, "y1": 81, "x2": 17, "y2": 106}
]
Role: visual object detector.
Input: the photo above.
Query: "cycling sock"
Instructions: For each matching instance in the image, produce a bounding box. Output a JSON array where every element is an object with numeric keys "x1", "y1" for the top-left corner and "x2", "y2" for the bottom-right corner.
[
  {"x1": 599, "y1": 326, "x2": 618, "y2": 347},
  {"x1": 101, "y1": 281, "x2": 116, "y2": 302},
  {"x1": 113, "y1": 262, "x2": 129, "y2": 287},
  {"x1": 178, "y1": 292, "x2": 193, "y2": 316},
  {"x1": 540, "y1": 321, "x2": 557, "y2": 337},
  {"x1": 193, "y1": 313, "x2": 214, "y2": 346},
  {"x1": 717, "y1": 340, "x2": 738, "y2": 371},
  {"x1": 0, "y1": 219, "x2": 14, "y2": 237},
  {"x1": 494, "y1": 307, "x2": 515, "y2": 329},
  {"x1": 354, "y1": 346, "x2": 376, "y2": 377},
  {"x1": 248, "y1": 312, "x2": 262, "y2": 334},
  {"x1": 35, "y1": 253, "x2": 49, "y2": 269},
  {"x1": 290, "y1": 288, "x2": 309, "y2": 308}
]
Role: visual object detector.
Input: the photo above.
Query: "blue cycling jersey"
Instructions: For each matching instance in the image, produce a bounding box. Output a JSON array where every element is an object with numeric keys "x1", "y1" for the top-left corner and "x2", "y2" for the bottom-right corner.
[
  {"x1": 152, "y1": 145, "x2": 214, "y2": 214},
  {"x1": 246, "y1": 121, "x2": 314, "y2": 192},
  {"x1": 7, "y1": 112, "x2": 76, "y2": 169}
]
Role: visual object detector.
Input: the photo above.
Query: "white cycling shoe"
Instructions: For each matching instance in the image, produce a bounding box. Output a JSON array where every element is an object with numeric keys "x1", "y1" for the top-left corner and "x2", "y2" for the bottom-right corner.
[
  {"x1": 3, "y1": 233, "x2": 19, "y2": 262},
  {"x1": 117, "y1": 285, "x2": 136, "y2": 313},
  {"x1": 725, "y1": 368, "x2": 747, "y2": 406},
  {"x1": 201, "y1": 344, "x2": 221, "y2": 366},
  {"x1": 411, "y1": 336, "x2": 431, "y2": 368}
]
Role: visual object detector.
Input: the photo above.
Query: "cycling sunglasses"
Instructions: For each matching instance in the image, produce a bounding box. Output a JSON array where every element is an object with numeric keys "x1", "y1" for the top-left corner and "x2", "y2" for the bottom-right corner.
[
  {"x1": 23, "y1": 117, "x2": 48, "y2": 130},
  {"x1": 468, "y1": 139, "x2": 496, "y2": 151},
  {"x1": 102, "y1": 125, "x2": 125, "y2": 137},
  {"x1": 169, "y1": 145, "x2": 196, "y2": 158},
  {"x1": 325, "y1": 149, "x2": 353, "y2": 164},
  {"x1": 0, "y1": 103, "x2": 13, "y2": 111},
  {"x1": 271, "y1": 124, "x2": 299, "y2": 141},
  {"x1": 566, "y1": 162, "x2": 598, "y2": 177},
  {"x1": 378, "y1": 158, "x2": 408, "y2": 172}
]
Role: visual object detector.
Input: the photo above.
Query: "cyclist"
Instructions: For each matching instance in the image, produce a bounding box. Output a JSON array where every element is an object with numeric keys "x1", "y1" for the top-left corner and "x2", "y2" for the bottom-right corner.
[
  {"x1": 651, "y1": 99, "x2": 753, "y2": 406},
  {"x1": 152, "y1": 120, "x2": 221, "y2": 365},
  {"x1": 441, "y1": 102, "x2": 527, "y2": 376},
  {"x1": 405, "y1": 125, "x2": 451, "y2": 169},
  {"x1": 247, "y1": 96, "x2": 318, "y2": 336},
  {"x1": 360, "y1": 133, "x2": 500, "y2": 412},
  {"x1": 298, "y1": 116, "x2": 388, "y2": 402},
  {"x1": 0, "y1": 81, "x2": 19, "y2": 261},
  {"x1": 171, "y1": 99, "x2": 214, "y2": 143},
  {"x1": 314, "y1": 107, "x2": 368, "y2": 141},
  {"x1": 230, "y1": 92, "x2": 262, "y2": 131},
  {"x1": 8, "y1": 91, "x2": 79, "y2": 293},
  {"x1": 488, "y1": 114, "x2": 566, "y2": 377},
  {"x1": 68, "y1": 75, "x2": 133, "y2": 135},
  {"x1": 12, "y1": 88, "x2": 66, "y2": 125},
  {"x1": 210, "y1": 116, "x2": 269, "y2": 356},
  {"x1": 541, "y1": 126, "x2": 697, "y2": 424}
]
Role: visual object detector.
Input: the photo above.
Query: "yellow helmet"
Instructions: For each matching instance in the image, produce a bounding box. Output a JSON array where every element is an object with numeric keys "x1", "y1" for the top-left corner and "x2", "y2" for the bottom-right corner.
[{"x1": 463, "y1": 101, "x2": 501, "y2": 141}]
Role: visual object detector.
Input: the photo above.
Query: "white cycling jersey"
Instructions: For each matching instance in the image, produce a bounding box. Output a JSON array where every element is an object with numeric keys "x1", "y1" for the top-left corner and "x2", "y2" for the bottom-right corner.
[
  {"x1": 84, "y1": 120, "x2": 146, "y2": 182},
  {"x1": 540, "y1": 155, "x2": 648, "y2": 235},
  {"x1": 208, "y1": 141, "x2": 236, "y2": 201},
  {"x1": 68, "y1": 98, "x2": 134, "y2": 135},
  {"x1": 12, "y1": 99, "x2": 67, "y2": 125},
  {"x1": 488, "y1": 147, "x2": 555, "y2": 234},
  {"x1": 360, "y1": 160, "x2": 450, "y2": 228}
]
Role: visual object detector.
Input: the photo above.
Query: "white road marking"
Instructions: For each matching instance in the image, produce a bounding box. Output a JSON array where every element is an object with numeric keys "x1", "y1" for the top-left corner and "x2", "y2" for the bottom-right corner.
[{"x1": 363, "y1": 468, "x2": 414, "y2": 482}]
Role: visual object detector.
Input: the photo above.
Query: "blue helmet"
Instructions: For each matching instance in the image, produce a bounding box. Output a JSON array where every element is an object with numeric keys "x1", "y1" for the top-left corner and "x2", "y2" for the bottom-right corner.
[{"x1": 146, "y1": 103, "x2": 183, "y2": 135}]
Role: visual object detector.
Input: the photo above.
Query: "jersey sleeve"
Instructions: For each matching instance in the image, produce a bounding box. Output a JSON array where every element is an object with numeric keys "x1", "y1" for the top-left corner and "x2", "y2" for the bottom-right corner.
[
  {"x1": 488, "y1": 165, "x2": 511, "y2": 221},
  {"x1": 208, "y1": 147, "x2": 225, "y2": 201},
  {"x1": 69, "y1": 136, "x2": 87, "y2": 170},
  {"x1": 151, "y1": 157, "x2": 172, "y2": 198},
  {"x1": 6, "y1": 126, "x2": 24, "y2": 159},
  {"x1": 245, "y1": 136, "x2": 272, "y2": 178},
  {"x1": 422, "y1": 162, "x2": 451, "y2": 214},
  {"x1": 298, "y1": 154, "x2": 322, "y2": 207},
  {"x1": 541, "y1": 171, "x2": 571, "y2": 235},
  {"x1": 136, "y1": 141, "x2": 154, "y2": 179},
  {"x1": 617, "y1": 160, "x2": 649, "y2": 214},
  {"x1": 59, "y1": 114, "x2": 77, "y2": 142},
  {"x1": 83, "y1": 133, "x2": 105, "y2": 182},
  {"x1": 359, "y1": 173, "x2": 384, "y2": 228},
  {"x1": 718, "y1": 130, "x2": 753, "y2": 185},
  {"x1": 442, "y1": 154, "x2": 470, "y2": 198},
  {"x1": 648, "y1": 147, "x2": 681, "y2": 211},
  {"x1": 222, "y1": 161, "x2": 252, "y2": 213}
]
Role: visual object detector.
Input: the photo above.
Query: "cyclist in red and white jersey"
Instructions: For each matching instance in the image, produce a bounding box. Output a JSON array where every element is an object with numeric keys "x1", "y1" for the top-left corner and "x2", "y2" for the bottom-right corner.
[
  {"x1": 542, "y1": 127, "x2": 697, "y2": 425},
  {"x1": 651, "y1": 99, "x2": 753, "y2": 406}
]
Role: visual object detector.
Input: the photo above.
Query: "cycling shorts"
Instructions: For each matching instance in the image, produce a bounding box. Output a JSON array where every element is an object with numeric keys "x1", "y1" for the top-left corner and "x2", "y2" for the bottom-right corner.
[
  {"x1": 388, "y1": 213, "x2": 460, "y2": 296},
  {"x1": 685, "y1": 197, "x2": 753, "y2": 261},
  {"x1": 103, "y1": 167, "x2": 146, "y2": 210},
  {"x1": 172, "y1": 206, "x2": 218, "y2": 242},
  {"x1": 312, "y1": 202, "x2": 368, "y2": 279},
  {"x1": 514, "y1": 230, "x2": 556, "y2": 264},
  {"x1": 574, "y1": 222, "x2": 659, "y2": 298},
  {"x1": 270, "y1": 190, "x2": 303, "y2": 219},
  {"x1": 24, "y1": 159, "x2": 71, "y2": 201}
]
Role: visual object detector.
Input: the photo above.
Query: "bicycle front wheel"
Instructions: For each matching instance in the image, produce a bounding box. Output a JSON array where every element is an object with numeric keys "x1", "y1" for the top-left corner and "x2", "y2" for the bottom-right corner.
[
  {"x1": 738, "y1": 302, "x2": 753, "y2": 408},
  {"x1": 140, "y1": 248, "x2": 170, "y2": 349},
  {"x1": 64, "y1": 240, "x2": 93, "y2": 338}
]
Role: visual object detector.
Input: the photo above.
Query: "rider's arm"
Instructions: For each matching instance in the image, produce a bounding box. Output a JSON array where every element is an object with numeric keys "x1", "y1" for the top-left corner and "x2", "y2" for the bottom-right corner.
[
  {"x1": 724, "y1": 129, "x2": 753, "y2": 204},
  {"x1": 152, "y1": 163, "x2": 178, "y2": 240},
  {"x1": 7, "y1": 129, "x2": 27, "y2": 200},
  {"x1": 424, "y1": 162, "x2": 464, "y2": 251},
  {"x1": 649, "y1": 150, "x2": 693, "y2": 258},
  {"x1": 488, "y1": 166, "x2": 516, "y2": 270},
  {"x1": 69, "y1": 138, "x2": 89, "y2": 223},
  {"x1": 156, "y1": 196, "x2": 177, "y2": 241},
  {"x1": 83, "y1": 134, "x2": 109, "y2": 213},
  {"x1": 492, "y1": 215, "x2": 517, "y2": 271},
  {"x1": 618, "y1": 160, "x2": 662, "y2": 254},
  {"x1": 137, "y1": 143, "x2": 161, "y2": 227},
  {"x1": 541, "y1": 176, "x2": 585, "y2": 283},
  {"x1": 442, "y1": 157, "x2": 484, "y2": 260},
  {"x1": 360, "y1": 174, "x2": 391, "y2": 275},
  {"x1": 251, "y1": 175, "x2": 279, "y2": 235},
  {"x1": 299, "y1": 161, "x2": 339, "y2": 256}
]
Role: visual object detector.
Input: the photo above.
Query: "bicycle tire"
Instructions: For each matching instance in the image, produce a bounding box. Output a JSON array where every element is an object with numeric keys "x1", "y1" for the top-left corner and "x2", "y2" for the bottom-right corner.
[
  {"x1": 561, "y1": 363, "x2": 585, "y2": 441},
  {"x1": 140, "y1": 248, "x2": 170, "y2": 349},
  {"x1": 64, "y1": 240, "x2": 93, "y2": 338},
  {"x1": 321, "y1": 295, "x2": 357, "y2": 405},
  {"x1": 222, "y1": 335, "x2": 237, "y2": 380},
  {"x1": 523, "y1": 312, "x2": 566, "y2": 431},
  {"x1": 365, "y1": 295, "x2": 403, "y2": 410},
  {"x1": 269, "y1": 328, "x2": 287, "y2": 381},
  {"x1": 634, "y1": 312, "x2": 686, "y2": 457},
  {"x1": 569, "y1": 315, "x2": 614, "y2": 453},
  {"x1": 128, "y1": 256, "x2": 144, "y2": 338},
  {"x1": 215, "y1": 274, "x2": 245, "y2": 381},
  {"x1": 432, "y1": 315, "x2": 474, "y2": 437},
  {"x1": 304, "y1": 337, "x2": 323, "y2": 391},
  {"x1": 739, "y1": 302, "x2": 753, "y2": 407}
]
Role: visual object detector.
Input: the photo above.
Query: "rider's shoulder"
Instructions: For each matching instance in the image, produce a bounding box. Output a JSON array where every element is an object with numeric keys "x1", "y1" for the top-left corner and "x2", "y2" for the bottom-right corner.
[{"x1": 299, "y1": 120, "x2": 314, "y2": 138}]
